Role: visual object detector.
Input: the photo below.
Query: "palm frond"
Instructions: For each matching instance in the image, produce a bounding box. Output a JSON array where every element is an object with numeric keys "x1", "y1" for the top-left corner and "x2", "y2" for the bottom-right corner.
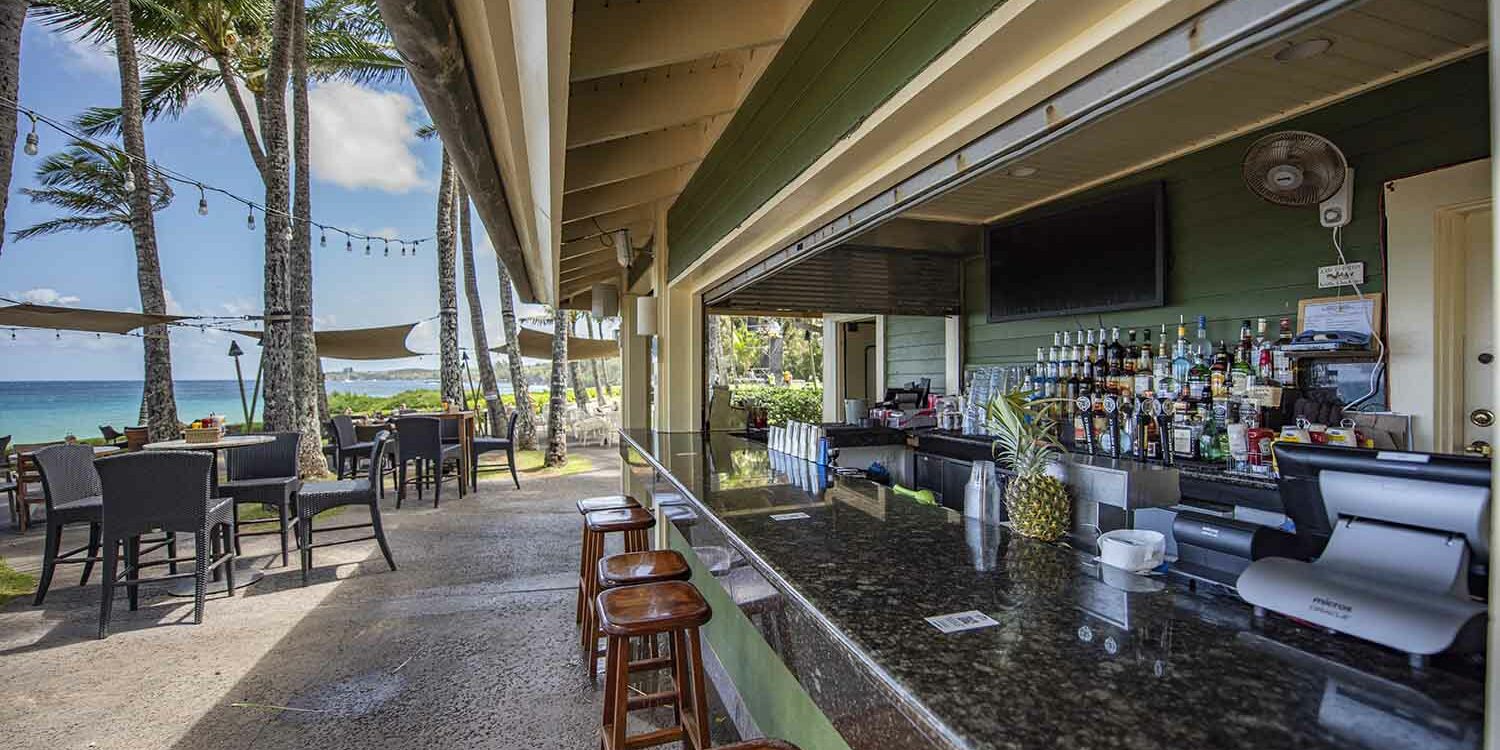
[
  {"x1": 415, "y1": 122, "x2": 438, "y2": 141},
  {"x1": 30, "y1": 0, "x2": 193, "y2": 57},
  {"x1": 12, "y1": 139, "x2": 173, "y2": 242},
  {"x1": 10, "y1": 215, "x2": 125, "y2": 241}
]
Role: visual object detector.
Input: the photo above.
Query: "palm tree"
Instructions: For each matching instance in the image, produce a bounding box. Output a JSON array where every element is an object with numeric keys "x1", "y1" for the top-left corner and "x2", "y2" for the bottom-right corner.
[
  {"x1": 104, "y1": 1, "x2": 181, "y2": 442},
  {"x1": 457, "y1": 183, "x2": 503, "y2": 434},
  {"x1": 287, "y1": 0, "x2": 324, "y2": 474},
  {"x1": 256, "y1": 0, "x2": 295, "y2": 433},
  {"x1": 12, "y1": 141, "x2": 172, "y2": 238},
  {"x1": 586, "y1": 313, "x2": 607, "y2": 399},
  {"x1": 544, "y1": 306, "x2": 568, "y2": 467},
  {"x1": 567, "y1": 310, "x2": 591, "y2": 409},
  {"x1": 435, "y1": 148, "x2": 462, "y2": 407},
  {"x1": 0, "y1": 2, "x2": 27, "y2": 258},
  {"x1": 496, "y1": 262, "x2": 536, "y2": 450}
]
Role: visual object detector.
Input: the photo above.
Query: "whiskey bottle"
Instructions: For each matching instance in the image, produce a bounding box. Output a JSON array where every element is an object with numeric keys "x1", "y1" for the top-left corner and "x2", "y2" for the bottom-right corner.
[
  {"x1": 1210, "y1": 340, "x2": 1230, "y2": 398},
  {"x1": 1135, "y1": 328, "x2": 1155, "y2": 396}
]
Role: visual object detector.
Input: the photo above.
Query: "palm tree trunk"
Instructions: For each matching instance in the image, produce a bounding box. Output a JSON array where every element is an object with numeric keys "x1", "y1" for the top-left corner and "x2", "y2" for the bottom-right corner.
[
  {"x1": 0, "y1": 1, "x2": 25, "y2": 259},
  {"x1": 211, "y1": 51, "x2": 268, "y2": 180},
  {"x1": 258, "y1": 0, "x2": 297, "y2": 432},
  {"x1": 496, "y1": 264, "x2": 537, "y2": 450},
  {"x1": 586, "y1": 314, "x2": 607, "y2": 399},
  {"x1": 567, "y1": 312, "x2": 590, "y2": 409},
  {"x1": 109, "y1": 0, "x2": 178, "y2": 442},
  {"x1": 544, "y1": 307, "x2": 569, "y2": 467},
  {"x1": 288, "y1": 0, "x2": 324, "y2": 475},
  {"x1": 436, "y1": 150, "x2": 463, "y2": 407},
  {"x1": 457, "y1": 183, "x2": 503, "y2": 434}
]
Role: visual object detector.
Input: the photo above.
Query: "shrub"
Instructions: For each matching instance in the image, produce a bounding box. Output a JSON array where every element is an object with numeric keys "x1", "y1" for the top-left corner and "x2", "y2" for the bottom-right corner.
[
  {"x1": 731, "y1": 384, "x2": 822, "y2": 425},
  {"x1": 327, "y1": 386, "x2": 620, "y2": 416}
]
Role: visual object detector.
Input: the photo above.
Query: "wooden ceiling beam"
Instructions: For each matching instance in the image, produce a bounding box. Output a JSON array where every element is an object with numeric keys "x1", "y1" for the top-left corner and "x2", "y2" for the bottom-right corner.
[
  {"x1": 561, "y1": 165, "x2": 691, "y2": 224},
  {"x1": 566, "y1": 64, "x2": 740, "y2": 148},
  {"x1": 571, "y1": 0, "x2": 796, "y2": 82},
  {"x1": 565, "y1": 126, "x2": 707, "y2": 193}
]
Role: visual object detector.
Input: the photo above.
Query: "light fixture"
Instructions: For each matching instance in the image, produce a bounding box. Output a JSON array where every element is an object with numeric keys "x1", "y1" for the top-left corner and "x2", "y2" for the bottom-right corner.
[
  {"x1": 1274, "y1": 38, "x2": 1332, "y2": 63},
  {"x1": 246, "y1": 206, "x2": 256, "y2": 231},
  {"x1": 383, "y1": 239, "x2": 390, "y2": 257},
  {"x1": 636, "y1": 295, "x2": 657, "y2": 336},
  {"x1": 1008, "y1": 165, "x2": 1039, "y2": 178},
  {"x1": 364, "y1": 239, "x2": 371, "y2": 255},
  {"x1": 320, "y1": 229, "x2": 327, "y2": 247},
  {"x1": 23, "y1": 114, "x2": 37, "y2": 156},
  {"x1": 197, "y1": 185, "x2": 209, "y2": 215},
  {"x1": 345, "y1": 235, "x2": 353, "y2": 252}
]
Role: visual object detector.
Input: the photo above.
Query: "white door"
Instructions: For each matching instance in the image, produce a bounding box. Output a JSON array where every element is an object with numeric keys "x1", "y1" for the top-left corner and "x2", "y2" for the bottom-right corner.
[{"x1": 1462, "y1": 208, "x2": 1494, "y2": 454}]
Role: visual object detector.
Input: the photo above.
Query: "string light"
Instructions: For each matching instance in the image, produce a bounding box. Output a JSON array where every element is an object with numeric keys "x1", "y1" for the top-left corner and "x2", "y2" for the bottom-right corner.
[
  {"x1": 346, "y1": 234, "x2": 353, "y2": 252},
  {"x1": 364, "y1": 238, "x2": 371, "y2": 256},
  {"x1": 0, "y1": 97, "x2": 437, "y2": 255},
  {"x1": 383, "y1": 239, "x2": 390, "y2": 257},
  {"x1": 399, "y1": 242, "x2": 406, "y2": 256},
  {"x1": 23, "y1": 113, "x2": 37, "y2": 156},
  {"x1": 319, "y1": 228, "x2": 327, "y2": 247}
]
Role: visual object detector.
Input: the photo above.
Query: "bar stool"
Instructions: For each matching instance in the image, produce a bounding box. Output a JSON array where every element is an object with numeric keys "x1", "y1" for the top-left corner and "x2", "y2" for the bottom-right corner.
[
  {"x1": 580, "y1": 507, "x2": 655, "y2": 666},
  {"x1": 598, "y1": 581, "x2": 713, "y2": 750},
  {"x1": 575, "y1": 495, "x2": 641, "y2": 624}
]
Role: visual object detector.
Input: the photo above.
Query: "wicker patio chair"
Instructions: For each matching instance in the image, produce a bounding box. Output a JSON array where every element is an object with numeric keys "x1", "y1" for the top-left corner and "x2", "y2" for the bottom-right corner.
[
  {"x1": 470, "y1": 411, "x2": 520, "y2": 489},
  {"x1": 220, "y1": 432, "x2": 302, "y2": 567},
  {"x1": 31, "y1": 444, "x2": 104, "y2": 603},
  {"x1": 94, "y1": 451, "x2": 235, "y2": 639},
  {"x1": 297, "y1": 431, "x2": 398, "y2": 585},
  {"x1": 329, "y1": 415, "x2": 374, "y2": 479},
  {"x1": 393, "y1": 417, "x2": 464, "y2": 508}
]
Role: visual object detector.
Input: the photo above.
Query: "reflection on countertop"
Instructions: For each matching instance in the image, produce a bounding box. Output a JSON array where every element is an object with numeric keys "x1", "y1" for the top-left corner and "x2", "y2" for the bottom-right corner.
[{"x1": 620, "y1": 429, "x2": 1484, "y2": 750}]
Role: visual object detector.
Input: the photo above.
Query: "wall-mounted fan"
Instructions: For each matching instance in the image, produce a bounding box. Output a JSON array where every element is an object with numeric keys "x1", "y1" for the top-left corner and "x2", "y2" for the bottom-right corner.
[{"x1": 1241, "y1": 130, "x2": 1352, "y2": 227}]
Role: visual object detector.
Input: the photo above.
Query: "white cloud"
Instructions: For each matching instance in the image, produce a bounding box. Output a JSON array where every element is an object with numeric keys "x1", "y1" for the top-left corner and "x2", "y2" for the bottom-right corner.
[
  {"x1": 190, "y1": 80, "x2": 427, "y2": 194},
  {"x1": 14, "y1": 287, "x2": 81, "y2": 306},
  {"x1": 308, "y1": 82, "x2": 426, "y2": 193},
  {"x1": 45, "y1": 29, "x2": 117, "y2": 76}
]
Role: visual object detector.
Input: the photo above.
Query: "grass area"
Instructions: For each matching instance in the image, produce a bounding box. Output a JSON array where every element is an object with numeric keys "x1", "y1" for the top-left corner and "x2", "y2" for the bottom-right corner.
[
  {"x1": 0, "y1": 557, "x2": 37, "y2": 607},
  {"x1": 239, "y1": 504, "x2": 344, "y2": 523},
  {"x1": 511, "y1": 449, "x2": 595, "y2": 478}
]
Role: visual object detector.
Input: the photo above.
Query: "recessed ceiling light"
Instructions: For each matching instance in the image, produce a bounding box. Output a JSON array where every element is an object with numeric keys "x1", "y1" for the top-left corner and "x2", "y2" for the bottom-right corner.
[
  {"x1": 1009, "y1": 165, "x2": 1039, "y2": 178},
  {"x1": 1274, "y1": 38, "x2": 1332, "y2": 63}
]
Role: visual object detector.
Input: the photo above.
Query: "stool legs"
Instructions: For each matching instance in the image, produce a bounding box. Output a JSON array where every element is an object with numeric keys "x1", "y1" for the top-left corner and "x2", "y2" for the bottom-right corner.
[
  {"x1": 599, "y1": 624, "x2": 711, "y2": 750},
  {"x1": 579, "y1": 525, "x2": 653, "y2": 675}
]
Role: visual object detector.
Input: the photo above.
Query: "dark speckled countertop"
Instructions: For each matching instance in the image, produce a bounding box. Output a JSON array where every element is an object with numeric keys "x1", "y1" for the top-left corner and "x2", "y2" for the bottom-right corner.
[{"x1": 621, "y1": 429, "x2": 1484, "y2": 750}]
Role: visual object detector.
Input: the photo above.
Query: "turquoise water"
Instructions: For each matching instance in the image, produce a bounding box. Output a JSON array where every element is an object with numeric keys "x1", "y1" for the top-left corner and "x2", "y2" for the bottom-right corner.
[{"x1": 0, "y1": 379, "x2": 525, "y2": 443}]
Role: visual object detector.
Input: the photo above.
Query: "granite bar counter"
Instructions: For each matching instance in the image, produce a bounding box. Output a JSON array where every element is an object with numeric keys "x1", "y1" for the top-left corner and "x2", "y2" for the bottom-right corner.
[{"x1": 619, "y1": 429, "x2": 1484, "y2": 750}]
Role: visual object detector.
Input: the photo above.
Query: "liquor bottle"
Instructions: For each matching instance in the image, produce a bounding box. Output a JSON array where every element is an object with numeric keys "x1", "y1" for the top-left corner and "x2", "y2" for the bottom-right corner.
[
  {"x1": 1107, "y1": 327, "x2": 1126, "y2": 395},
  {"x1": 1154, "y1": 323, "x2": 1174, "y2": 396},
  {"x1": 1122, "y1": 329, "x2": 1139, "y2": 396},
  {"x1": 1210, "y1": 340, "x2": 1230, "y2": 398},
  {"x1": 1232, "y1": 321, "x2": 1255, "y2": 396},
  {"x1": 1194, "y1": 315, "x2": 1211, "y2": 364},
  {"x1": 1033, "y1": 347, "x2": 1046, "y2": 394},
  {"x1": 1137, "y1": 398, "x2": 1160, "y2": 460},
  {"x1": 1083, "y1": 329, "x2": 1096, "y2": 382},
  {"x1": 1255, "y1": 318, "x2": 1274, "y2": 383},
  {"x1": 1095, "y1": 327, "x2": 1110, "y2": 393},
  {"x1": 1170, "y1": 406, "x2": 1198, "y2": 460},
  {"x1": 1135, "y1": 328, "x2": 1154, "y2": 396},
  {"x1": 1198, "y1": 403, "x2": 1224, "y2": 462},
  {"x1": 1046, "y1": 332, "x2": 1061, "y2": 398},
  {"x1": 1171, "y1": 316, "x2": 1192, "y2": 398},
  {"x1": 1273, "y1": 317, "x2": 1295, "y2": 385}
]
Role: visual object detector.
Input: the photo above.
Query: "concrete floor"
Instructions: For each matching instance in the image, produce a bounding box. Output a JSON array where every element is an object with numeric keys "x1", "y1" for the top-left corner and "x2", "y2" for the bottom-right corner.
[{"x1": 0, "y1": 445, "x2": 722, "y2": 749}]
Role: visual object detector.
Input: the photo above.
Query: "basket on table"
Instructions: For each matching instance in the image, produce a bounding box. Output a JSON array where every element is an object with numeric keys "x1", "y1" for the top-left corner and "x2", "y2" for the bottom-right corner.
[{"x1": 182, "y1": 425, "x2": 225, "y2": 444}]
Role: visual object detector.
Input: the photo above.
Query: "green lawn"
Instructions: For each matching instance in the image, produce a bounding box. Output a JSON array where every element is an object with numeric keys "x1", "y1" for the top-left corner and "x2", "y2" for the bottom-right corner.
[
  {"x1": 512, "y1": 449, "x2": 594, "y2": 477},
  {"x1": 0, "y1": 558, "x2": 36, "y2": 607}
]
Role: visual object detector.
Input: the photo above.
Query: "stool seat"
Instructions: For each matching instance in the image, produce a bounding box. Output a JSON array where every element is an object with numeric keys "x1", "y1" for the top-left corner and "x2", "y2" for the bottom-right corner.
[
  {"x1": 577, "y1": 495, "x2": 639, "y2": 514},
  {"x1": 598, "y1": 550, "x2": 690, "y2": 587},
  {"x1": 597, "y1": 581, "x2": 711, "y2": 636},
  {"x1": 586, "y1": 507, "x2": 655, "y2": 533},
  {"x1": 719, "y1": 741, "x2": 802, "y2": 750}
]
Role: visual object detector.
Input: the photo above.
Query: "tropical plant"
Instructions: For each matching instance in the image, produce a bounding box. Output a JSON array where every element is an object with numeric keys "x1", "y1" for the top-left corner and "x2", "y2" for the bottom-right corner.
[
  {"x1": 730, "y1": 384, "x2": 822, "y2": 426},
  {"x1": 496, "y1": 260, "x2": 537, "y2": 450},
  {"x1": 13, "y1": 140, "x2": 172, "y2": 240},
  {"x1": 0, "y1": 2, "x2": 26, "y2": 258},
  {"x1": 986, "y1": 390, "x2": 1071, "y2": 541},
  {"x1": 544, "y1": 306, "x2": 569, "y2": 467},
  {"x1": 456, "y1": 182, "x2": 503, "y2": 434},
  {"x1": 110, "y1": 0, "x2": 179, "y2": 441}
]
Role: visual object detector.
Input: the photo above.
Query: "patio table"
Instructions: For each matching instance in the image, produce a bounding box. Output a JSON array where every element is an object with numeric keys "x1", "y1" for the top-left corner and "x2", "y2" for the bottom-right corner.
[
  {"x1": 143, "y1": 434, "x2": 274, "y2": 595},
  {"x1": 401, "y1": 411, "x2": 477, "y2": 493}
]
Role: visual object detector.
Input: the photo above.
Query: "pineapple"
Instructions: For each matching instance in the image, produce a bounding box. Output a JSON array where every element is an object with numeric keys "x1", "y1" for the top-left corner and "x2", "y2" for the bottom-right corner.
[{"x1": 986, "y1": 390, "x2": 1071, "y2": 542}]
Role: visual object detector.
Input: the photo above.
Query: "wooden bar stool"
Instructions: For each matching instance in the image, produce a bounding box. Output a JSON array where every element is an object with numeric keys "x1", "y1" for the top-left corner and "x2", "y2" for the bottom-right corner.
[
  {"x1": 580, "y1": 507, "x2": 655, "y2": 668},
  {"x1": 594, "y1": 550, "x2": 693, "y2": 675},
  {"x1": 598, "y1": 581, "x2": 713, "y2": 750},
  {"x1": 575, "y1": 495, "x2": 640, "y2": 624}
]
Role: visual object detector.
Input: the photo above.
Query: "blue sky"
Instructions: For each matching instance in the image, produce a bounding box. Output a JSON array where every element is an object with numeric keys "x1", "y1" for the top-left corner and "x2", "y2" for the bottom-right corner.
[{"x1": 1, "y1": 21, "x2": 569, "y2": 381}]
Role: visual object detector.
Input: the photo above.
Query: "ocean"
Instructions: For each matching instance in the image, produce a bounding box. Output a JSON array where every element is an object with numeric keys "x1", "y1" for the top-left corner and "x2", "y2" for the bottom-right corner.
[{"x1": 0, "y1": 379, "x2": 533, "y2": 443}]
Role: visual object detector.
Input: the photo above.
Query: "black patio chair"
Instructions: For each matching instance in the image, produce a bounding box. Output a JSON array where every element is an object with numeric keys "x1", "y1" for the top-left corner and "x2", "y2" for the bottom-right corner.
[
  {"x1": 470, "y1": 411, "x2": 520, "y2": 489},
  {"x1": 221, "y1": 432, "x2": 302, "y2": 567},
  {"x1": 94, "y1": 451, "x2": 235, "y2": 639},
  {"x1": 329, "y1": 415, "x2": 373, "y2": 479},
  {"x1": 98, "y1": 425, "x2": 126, "y2": 446},
  {"x1": 394, "y1": 416, "x2": 464, "y2": 508},
  {"x1": 31, "y1": 444, "x2": 104, "y2": 604},
  {"x1": 297, "y1": 431, "x2": 397, "y2": 585}
]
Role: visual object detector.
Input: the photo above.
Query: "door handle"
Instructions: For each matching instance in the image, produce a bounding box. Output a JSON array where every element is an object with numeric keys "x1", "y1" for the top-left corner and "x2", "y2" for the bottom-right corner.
[{"x1": 1465, "y1": 440, "x2": 1492, "y2": 458}]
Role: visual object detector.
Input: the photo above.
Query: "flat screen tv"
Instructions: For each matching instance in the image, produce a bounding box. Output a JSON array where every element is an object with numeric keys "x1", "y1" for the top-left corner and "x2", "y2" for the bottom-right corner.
[{"x1": 984, "y1": 182, "x2": 1165, "y2": 323}]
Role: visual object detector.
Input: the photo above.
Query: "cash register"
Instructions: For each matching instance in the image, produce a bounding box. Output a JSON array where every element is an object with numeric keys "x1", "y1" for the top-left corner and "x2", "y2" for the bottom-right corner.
[{"x1": 1237, "y1": 444, "x2": 1489, "y2": 664}]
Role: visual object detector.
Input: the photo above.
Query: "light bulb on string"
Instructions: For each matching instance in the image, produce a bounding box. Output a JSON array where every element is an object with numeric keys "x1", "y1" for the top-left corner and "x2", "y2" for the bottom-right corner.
[
  {"x1": 319, "y1": 228, "x2": 327, "y2": 247},
  {"x1": 364, "y1": 238, "x2": 371, "y2": 256},
  {"x1": 346, "y1": 235, "x2": 353, "y2": 253},
  {"x1": 23, "y1": 114, "x2": 38, "y2": 156},
  {"x1": 197, "y1": 185, "x2": 208, "y2": 216},
  {"x1": 246, "y1": 206, "x2": 256, "y2": 231},
  {"x1": 383, "y1": 239, "x2": 390, "y2": 257},
  {"x1": 400, "y1": 243, "x2": 406, "y2": 257}
]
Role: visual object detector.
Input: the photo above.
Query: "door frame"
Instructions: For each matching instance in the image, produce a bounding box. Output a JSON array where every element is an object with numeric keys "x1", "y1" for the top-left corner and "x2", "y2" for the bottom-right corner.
[
  {"x1": 822, "y1": 314, "x2": 882, "y2": 422},
  {"x1": 1383, "y1": 158, "x2": 1491, "y2": 453}
]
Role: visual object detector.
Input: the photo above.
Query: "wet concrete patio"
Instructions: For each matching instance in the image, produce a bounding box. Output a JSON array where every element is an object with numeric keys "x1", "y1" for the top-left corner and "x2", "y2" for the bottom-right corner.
[{"x1": 0, "y1": 445, "x2": 719, "y2": 749}]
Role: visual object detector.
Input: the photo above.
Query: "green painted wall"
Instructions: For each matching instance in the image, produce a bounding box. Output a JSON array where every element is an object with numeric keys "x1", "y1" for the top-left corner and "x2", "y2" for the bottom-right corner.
[
  {"x1": 963, "y1": 56, "x2": 1490, "y2": 367},
  {"x1": 667, "y1": 0, "x2": 1007, "y2": 279},
  {"x1": 885, "y1": 316, "x2": 947, "y2": 395}
]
